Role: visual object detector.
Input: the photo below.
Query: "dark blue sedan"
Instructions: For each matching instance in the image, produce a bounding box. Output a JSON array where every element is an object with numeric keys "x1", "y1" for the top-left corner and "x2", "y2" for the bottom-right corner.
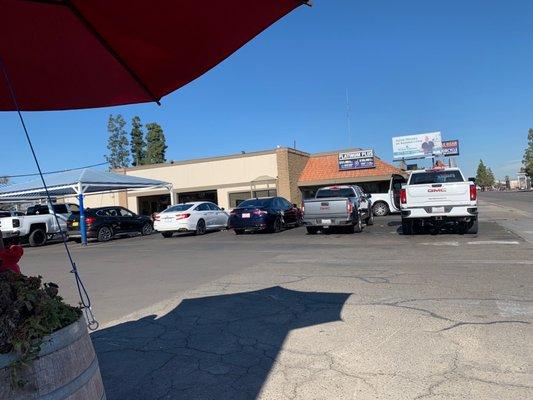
[{"x1": 228, "y1": 197, "x2": 302, "y2": 234}]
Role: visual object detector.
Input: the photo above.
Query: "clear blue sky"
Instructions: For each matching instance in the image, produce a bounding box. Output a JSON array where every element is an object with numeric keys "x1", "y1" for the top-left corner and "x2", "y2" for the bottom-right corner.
[{"x1": 1, "y1": 0, "x2": 531, "y2": 181}]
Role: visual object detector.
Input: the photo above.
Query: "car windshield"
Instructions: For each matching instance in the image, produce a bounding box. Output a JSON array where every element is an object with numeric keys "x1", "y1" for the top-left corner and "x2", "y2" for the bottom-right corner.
[
  {"x1": 237, "y1": 198, "x2": 272, "y2": 208},
  {"x1": 316, "y1": 188, "x2": 354, "y2": 198},
  {"x1": 410, "y1": 170, "x2": 464, "y2": 185},
  {"x1": 163, "y1": 204, "x2": 193, "y2": 213}
]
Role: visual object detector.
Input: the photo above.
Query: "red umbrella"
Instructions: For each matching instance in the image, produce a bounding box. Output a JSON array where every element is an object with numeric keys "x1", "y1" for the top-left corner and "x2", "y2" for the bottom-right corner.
[
  {"x1": 0, "y1": 1, "x2": 309, "y2": 329},
  {"x1": 0, "y1": 0, "x2": 309, "y2": 111}
]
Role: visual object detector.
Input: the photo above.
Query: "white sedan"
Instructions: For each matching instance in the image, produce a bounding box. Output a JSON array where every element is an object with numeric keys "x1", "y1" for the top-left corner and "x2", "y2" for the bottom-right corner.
[{"x1": 154, "y1": 201, "x2": 229, "y2": 238}]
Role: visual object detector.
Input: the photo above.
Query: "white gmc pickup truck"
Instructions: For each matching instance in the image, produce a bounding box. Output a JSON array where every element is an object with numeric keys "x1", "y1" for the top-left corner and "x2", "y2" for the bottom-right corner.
[
  {"x1": 400, "y1": 167, "x2": 478, "y2": 234},
  {"x1": 0, "y1": 203, "x2": 78, "y2": 246}
]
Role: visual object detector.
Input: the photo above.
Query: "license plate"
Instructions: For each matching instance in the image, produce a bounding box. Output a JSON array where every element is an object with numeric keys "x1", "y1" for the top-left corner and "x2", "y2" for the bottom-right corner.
[
  {"x1": 321, "y1": 219, "x2": 332, "y2": 224},
  {"x1": 242, "y1": 213, "x2": 251, "y2": 218},
  {"x1": 432, "y1": 207, "x2": 445, "y2": 213},
  {"x1": 72, "y1": 222, "x2": 79, "y2": 227}
]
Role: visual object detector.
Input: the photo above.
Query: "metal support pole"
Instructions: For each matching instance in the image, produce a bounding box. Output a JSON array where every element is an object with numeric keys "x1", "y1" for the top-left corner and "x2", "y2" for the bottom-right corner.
[{"x1": 78, "y1": 182, "x2": 87, "y2": 246}]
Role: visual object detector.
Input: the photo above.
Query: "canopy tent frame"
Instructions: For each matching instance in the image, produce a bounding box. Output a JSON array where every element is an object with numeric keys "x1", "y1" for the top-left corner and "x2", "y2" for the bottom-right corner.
[{"x1": 0, "y1": 169, "x2": 172, "y2": 246}]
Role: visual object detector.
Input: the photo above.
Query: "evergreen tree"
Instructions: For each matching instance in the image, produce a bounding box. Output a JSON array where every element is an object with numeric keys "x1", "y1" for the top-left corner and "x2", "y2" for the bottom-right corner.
[
  {"x1": 523, "y1": 128, "x2": 533, "y2": 177},
  {"x1": 145, "y1": 122, "x2": 167, "y2": 164},
  {"x1": 130, "y1": 116, "x2": 146, "y2": 166},
  {"x1": 476, "y1": 159, "x2": 494, "y2": 189},
  {"x1": 486, "y1": 167, "x2": 495, "y2": 187},
  {"x1": 105, "y1": 114, "x2": 130, "y2": 169}
]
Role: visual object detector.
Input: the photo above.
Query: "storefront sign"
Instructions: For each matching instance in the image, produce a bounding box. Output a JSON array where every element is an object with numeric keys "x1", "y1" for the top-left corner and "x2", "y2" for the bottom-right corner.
[
  {"x1": 338, "y1": 149, "x2": 375, "y2": 170},
  {"x1": 392, "y1": 132, "x2": 443, "y2": 160},
  {"x1": 442, "y1": 139, "x2": 459, "y2": 156}
]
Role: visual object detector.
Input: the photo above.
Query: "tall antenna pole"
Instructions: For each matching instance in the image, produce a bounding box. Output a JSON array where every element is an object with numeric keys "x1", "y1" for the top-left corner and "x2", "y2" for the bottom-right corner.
[{"x1": 345, "y1": 88, "x2": 352, "y2": 148}]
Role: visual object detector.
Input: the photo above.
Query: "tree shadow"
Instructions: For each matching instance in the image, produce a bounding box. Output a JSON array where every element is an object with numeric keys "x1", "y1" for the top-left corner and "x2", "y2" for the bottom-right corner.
[{"x1": 92, "y1": 286, "x2": 350, "y2": 400}]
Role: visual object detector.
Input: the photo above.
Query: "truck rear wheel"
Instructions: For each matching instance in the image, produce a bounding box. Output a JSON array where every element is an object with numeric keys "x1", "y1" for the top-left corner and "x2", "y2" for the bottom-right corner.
[
  {"x1": 402, "y1": 219, "x2": 413, "y2": 235},
  {"x1": 466, "y1": 218, "x2": 478, "y2": 234},
  {"x1": 353, "y1": 214, "x2": 363, "y2": 233},
  {"x1": 306, "y1": 227, "x2": 318, "y2": 235},
  {"x1": 29, "y1": 228, "x2": 47, "y2": 247}
]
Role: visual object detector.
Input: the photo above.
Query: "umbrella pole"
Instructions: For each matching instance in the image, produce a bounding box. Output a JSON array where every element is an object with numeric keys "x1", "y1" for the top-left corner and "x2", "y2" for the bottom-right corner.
[
  {"x1": 77, "y1": 182, "x2": 88, "y2": 246},
  {"x1": 0, "y1": 57, "x2": 98, "y2": 329}
]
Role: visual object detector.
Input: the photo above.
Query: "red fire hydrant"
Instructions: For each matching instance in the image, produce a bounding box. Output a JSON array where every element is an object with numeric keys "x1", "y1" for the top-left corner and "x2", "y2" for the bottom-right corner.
[{"x1": 0, "y1": 244, "x2": 23, "y2": 274}]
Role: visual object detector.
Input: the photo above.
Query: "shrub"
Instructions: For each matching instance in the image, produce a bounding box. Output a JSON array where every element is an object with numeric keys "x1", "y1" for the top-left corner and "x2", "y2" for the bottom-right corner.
[{"x1": 0, "y1": 271, "x2": 81, "y2": 386}]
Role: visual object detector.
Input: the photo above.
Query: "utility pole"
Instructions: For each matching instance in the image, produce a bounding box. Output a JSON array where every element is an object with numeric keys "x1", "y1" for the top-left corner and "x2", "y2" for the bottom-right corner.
[{"x1": 345, "y1": 88, "x2": 352, "y2": 148}]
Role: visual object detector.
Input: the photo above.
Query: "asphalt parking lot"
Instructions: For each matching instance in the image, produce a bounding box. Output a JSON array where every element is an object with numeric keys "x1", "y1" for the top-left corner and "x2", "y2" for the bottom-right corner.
[{"x1": 19, "y1": 194, "x2": 533, "y2": 399}]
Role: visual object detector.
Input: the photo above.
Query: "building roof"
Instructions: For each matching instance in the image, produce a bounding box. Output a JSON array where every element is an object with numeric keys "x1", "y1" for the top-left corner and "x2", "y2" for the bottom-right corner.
[{"x1": 298, "y1": 152, "x2": 403, "y2": 186}]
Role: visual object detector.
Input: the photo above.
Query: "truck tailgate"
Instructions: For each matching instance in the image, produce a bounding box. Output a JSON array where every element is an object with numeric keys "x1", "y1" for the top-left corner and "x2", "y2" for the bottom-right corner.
[
  {"x1": 406, "y1": 182, "x2": 471, "y2": 206},
  {"x1": 0, "y1": 217, "x2": 16, "y2": 231},
  {"x1": 303, "y1": 198, "x2": 349, "y2": 217}
]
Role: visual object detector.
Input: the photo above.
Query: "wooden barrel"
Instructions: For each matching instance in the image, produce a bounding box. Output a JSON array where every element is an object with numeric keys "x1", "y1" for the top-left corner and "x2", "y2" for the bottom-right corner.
[{"x1": 0, "y1": 317, "x2": 105, "y2": 400}]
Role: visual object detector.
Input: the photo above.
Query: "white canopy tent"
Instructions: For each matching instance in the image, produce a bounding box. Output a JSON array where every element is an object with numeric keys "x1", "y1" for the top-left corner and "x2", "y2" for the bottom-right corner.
[{"x1": 0, "y1": 169, "x2": 172, "y2": 245}]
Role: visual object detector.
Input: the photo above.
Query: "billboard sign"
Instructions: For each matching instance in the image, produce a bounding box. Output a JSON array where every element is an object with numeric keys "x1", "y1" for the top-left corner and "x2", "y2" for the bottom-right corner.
[
  {"x1": 392, "y1": 132, "x2": 442, "y2": 160},
  {"x1": 338, "y1": 149, "x2": 375, "y2": 170},
  {"x1": 442, "y1": 139, "x2": 460, "y2": 156}
]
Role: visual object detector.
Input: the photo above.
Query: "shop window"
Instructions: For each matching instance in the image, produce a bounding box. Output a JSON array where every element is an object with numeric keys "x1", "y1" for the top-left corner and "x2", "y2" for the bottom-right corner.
[{"x1": 228, "y1": 189, "x2": 277, "y2": 208}]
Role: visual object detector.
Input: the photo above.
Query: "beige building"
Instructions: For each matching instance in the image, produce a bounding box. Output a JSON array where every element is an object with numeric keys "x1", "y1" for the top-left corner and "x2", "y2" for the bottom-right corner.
[{"x1": 78, "y1": 147, "x2": 402, "y2": 214}]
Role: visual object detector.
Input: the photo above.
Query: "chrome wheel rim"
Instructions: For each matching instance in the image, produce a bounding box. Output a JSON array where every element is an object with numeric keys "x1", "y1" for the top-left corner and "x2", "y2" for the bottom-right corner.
[{"x1": 374, "y1": 203, "x2": 387, "y2": 216}]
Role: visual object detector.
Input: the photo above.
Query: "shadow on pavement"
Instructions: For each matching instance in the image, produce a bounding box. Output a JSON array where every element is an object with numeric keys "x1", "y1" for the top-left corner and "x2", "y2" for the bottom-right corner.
[{"x1": 92, "y1": 286, "x2": 350, "y2": 400}]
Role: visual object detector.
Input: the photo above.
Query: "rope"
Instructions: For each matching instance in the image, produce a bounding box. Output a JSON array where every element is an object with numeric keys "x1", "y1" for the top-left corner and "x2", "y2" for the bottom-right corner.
[
  {"x1": 2, "y1": 161, "x2": 109, "y2": 179},
  {"x1": 0, "y1": 57, "x2": 99, "y2": 331}
]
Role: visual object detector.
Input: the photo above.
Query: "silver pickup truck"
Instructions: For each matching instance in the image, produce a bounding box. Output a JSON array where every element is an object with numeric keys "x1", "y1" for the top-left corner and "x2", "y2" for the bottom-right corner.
[{"x1": 302, "y1": 185, "x2": 373, "y2": 234}]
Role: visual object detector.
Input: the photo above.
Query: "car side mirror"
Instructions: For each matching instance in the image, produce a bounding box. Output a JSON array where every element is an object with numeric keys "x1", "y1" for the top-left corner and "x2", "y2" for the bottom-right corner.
[
  {"x1": 366, "y1": 193, "x2": 371, "y2": 199},
  {"x1": 468, "y1": 177, "x2": 476, "y2": 183},
  {"x1": 292, "y1": 204, "x2": 298, "y2": 208},
  {"x1": 221, "y1": 207, "x2": 225, "y2": 211}
]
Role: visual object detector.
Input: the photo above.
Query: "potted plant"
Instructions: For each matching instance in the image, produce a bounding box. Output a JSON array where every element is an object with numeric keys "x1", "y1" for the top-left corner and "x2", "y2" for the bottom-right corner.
[{"x1": 0, "y1": 236, "x2": 105, "y2": 399}]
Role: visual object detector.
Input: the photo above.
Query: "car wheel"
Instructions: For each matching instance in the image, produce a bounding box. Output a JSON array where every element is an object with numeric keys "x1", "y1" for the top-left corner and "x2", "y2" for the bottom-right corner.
[
  {"x1": 401, "y1": 219, "x2": 413, "y2": 235},
  {"x1": 271, "y1": 217, "x2": 282, "y2": 233},
  {"x1": 372, "y1": 202, "x2": 389, "y2": 217},
  {"x1": 97, "y1": 226, "x2": 113, "y2": 242},
  {"x1": 306, "y1": 226, "x2": 318, "y2": 235},
  {"x1": 353, "y1": 213, "x2": 363, "y2": 233},
  {"x1": 141, "y1": 222, "x2": 153, "y2": 236},
  {"x1": 195, "y1": 219, "x2": 206, "y2": 235},
  {"x1": 365, "y1": 209, "x2": 374, "y2": 226},
  {"x1": 234, "y1": 229, "x2": 245, "y2": 235},
  {"x1": 161, "y1": 232, "x2": 174, "y2": 238},
  {"x1": 29, "y1": 228, "x2": 47, "y2": 247},
  {"x1": 466, "y1": 218, "x2": 478, "y2": 234}
]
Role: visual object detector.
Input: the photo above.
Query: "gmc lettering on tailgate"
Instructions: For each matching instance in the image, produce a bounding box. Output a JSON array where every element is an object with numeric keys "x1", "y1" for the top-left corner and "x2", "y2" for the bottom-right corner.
[{"x1": 428, "y1": 188, "x2": 446, "y2": 193}]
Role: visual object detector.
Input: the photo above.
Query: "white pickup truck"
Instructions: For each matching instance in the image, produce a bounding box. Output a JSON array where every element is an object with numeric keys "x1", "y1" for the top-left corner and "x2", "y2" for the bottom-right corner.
[
  {"x1": 400, "y1": 167, "x2": 478, "y2": 234},
  {"x1": 0, "y1": 203, "x2": 79, "y2": 246},
  {"x1": 369, "y1": 174, "x2": 407, "y2": 216}
]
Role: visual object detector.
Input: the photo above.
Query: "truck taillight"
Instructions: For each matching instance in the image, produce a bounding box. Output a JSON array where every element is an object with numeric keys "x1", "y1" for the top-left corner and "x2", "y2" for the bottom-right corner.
[
  {"x1": 85, "y1": 217, "x2": 96, "y2": 224},
  {"x1": 470, "y1": 184, "x2": 477, "y2": 201},
  {"x1": 346, "y1": 201, "x2": 353, "y2": 214},
  {"x1": 400, "y1": 188, "x2": 407, "y2": 204}
]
